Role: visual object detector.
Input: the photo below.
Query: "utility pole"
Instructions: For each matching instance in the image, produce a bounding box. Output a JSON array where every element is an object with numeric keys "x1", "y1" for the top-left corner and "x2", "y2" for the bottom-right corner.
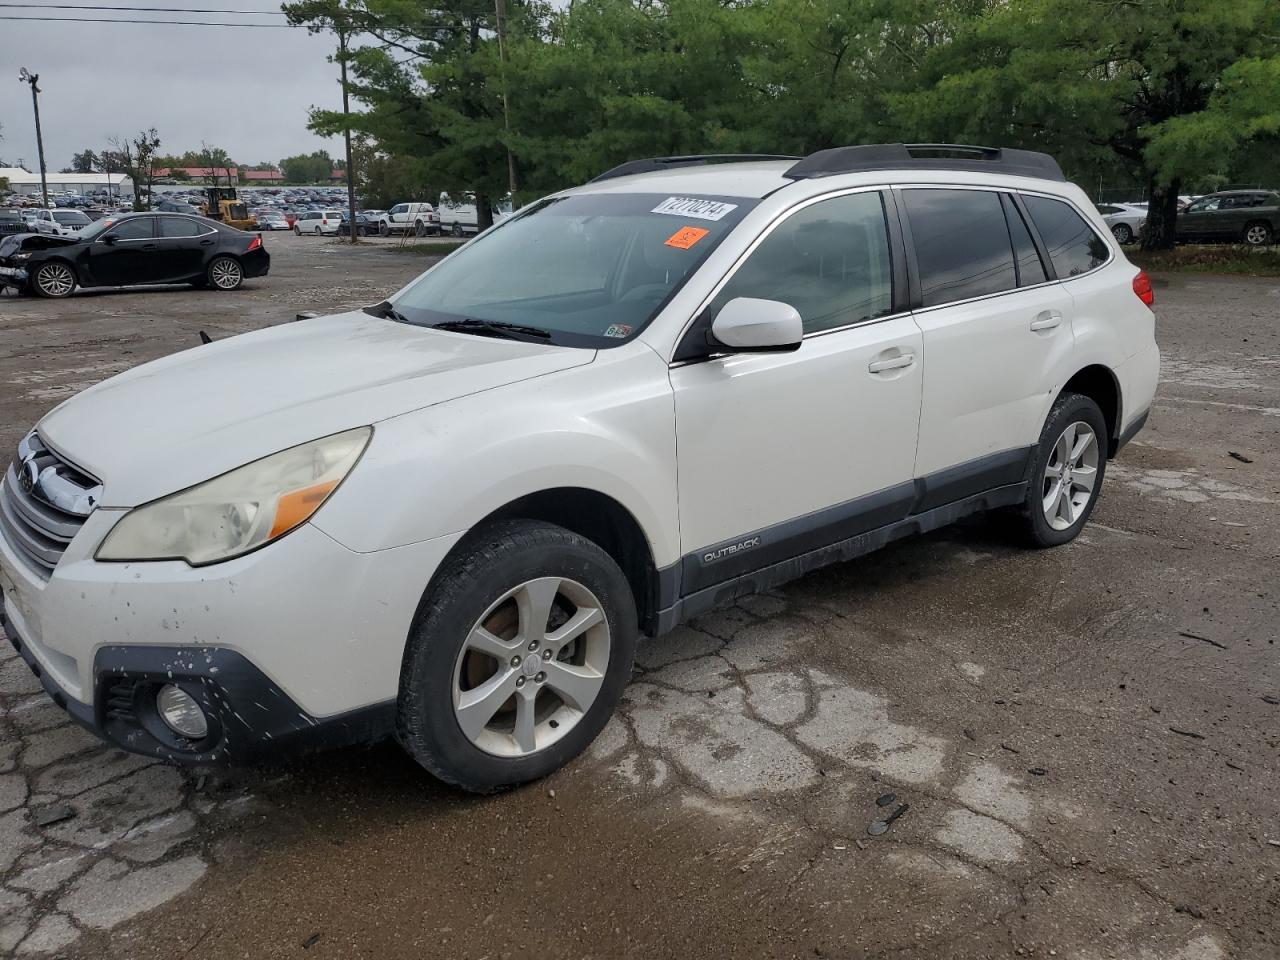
[
  {"x1": 17, "y1": 68, "x2": 49, "y2": 208},
  {"x1": 493, "y1": 0, "x2": 518, "y2": 208},
  {"x1": 338, "y1": 24, "x2": 358, "y2": 244}
]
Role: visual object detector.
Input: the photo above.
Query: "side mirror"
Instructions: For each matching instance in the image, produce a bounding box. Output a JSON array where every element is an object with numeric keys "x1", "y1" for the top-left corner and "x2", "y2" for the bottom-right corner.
[
  {"x1": 100, "y1": 234, "x2": 118, "y2": 245},
  {"x1": 710, "y1": 297, "x2": 803, "y2": 353}
]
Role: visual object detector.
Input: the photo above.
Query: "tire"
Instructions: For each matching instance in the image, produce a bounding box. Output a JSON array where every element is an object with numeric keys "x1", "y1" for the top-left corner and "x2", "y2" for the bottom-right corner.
[
  {"x1": 314, "y1": 226, "x2": 323, "y2": 236},
  {"x1": 1110, "y1": 223, "x2": 1133, "y2": 244},
  {"x1": 294, "y1": 226, "x2": 301, "y2": 236},
  {"x1": 1009, "y1": 392, "x2": 1108, "y2": 548},
  {"x1": 397, "y1": 520, "x2": 638, "y2": 793},
  {"x1": 206, "y1": 256, "x2": 243, "y2": 291},
  {"x1": 32, "y1": 260, "x2": 76, "y2": 298},
  {"x1": 1243, "y1": 222, "x2": 1272, "y2": 246},
  {"x1": 451, "y1": 222, "x2": 463, "y2": 238},
  {"x1": 379, "y1": 221, "x2": 390, "y2": 237},
  {"x1": 414, "y1": 220, "x2": 427, "y2": 238}
]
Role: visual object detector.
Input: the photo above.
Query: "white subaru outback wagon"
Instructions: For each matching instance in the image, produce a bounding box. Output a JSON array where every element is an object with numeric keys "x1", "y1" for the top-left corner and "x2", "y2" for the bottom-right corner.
[{"x1": 1, "y1": 144, "x2": 1158, "y2": 792}]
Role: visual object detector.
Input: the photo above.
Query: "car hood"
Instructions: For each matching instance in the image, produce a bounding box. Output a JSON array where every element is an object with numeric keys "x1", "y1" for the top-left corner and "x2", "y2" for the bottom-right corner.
[
  {"x1": 37, "y1": 311, "x2": 595, "y2": 507},
  {"x1": 0, "y1": 233, "x2": 79, "y2": 256}
]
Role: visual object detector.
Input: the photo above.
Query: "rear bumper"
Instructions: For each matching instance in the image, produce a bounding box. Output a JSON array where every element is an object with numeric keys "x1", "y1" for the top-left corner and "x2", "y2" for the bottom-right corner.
[{"x1": 1, "y1": 599, "x2": 395, "y2": 763}]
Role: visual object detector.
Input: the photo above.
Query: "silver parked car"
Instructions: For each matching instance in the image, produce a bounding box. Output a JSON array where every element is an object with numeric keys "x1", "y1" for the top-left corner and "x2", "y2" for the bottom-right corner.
[{"x1": 1096, "y1": 203, "x2": 1147, "y2": 245}]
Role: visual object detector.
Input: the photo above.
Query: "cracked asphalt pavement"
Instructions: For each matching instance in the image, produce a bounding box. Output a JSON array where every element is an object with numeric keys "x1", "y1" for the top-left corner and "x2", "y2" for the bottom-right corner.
[{"x1": 1, "y1": 234, "x2": 1278, "y2": 959}]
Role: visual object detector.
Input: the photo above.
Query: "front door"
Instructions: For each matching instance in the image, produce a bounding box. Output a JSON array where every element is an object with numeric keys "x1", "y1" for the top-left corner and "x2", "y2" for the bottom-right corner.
[
  {"x1": 671, "y1": 190, "x2": 923, "y2": 595},
  {"x1": 82, "y1": 216, "x2": 159, "y2": 286}
]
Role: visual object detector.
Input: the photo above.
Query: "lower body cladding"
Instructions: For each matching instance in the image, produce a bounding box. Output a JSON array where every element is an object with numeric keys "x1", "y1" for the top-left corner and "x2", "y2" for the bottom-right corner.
[{"x1": 0, "y1": 506, "x2": 463, "y2": 763}]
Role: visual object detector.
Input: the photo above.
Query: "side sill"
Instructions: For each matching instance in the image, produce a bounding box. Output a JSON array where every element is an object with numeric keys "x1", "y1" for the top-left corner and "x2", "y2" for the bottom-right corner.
[{"x1": 653, "y1": 482, "x2": 1026, "y2": 634}]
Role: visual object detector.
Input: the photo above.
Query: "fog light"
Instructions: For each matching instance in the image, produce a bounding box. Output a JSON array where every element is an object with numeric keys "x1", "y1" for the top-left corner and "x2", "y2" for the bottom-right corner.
[{"x1": 156, "y1": 684, "x2": 209, "y2": 739}]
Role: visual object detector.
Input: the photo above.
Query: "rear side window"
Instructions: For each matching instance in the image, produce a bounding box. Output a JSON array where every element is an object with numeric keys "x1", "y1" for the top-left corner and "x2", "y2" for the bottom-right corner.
[
  {"x1": 160, "y1": 217, "x2": 204, "y2": 238},
  {"x1": 1022, "y1": 195, "x2": 1108, "y2": 277},
  {"x1": 903, "y1": 189, "x2": 1015, "y2": 307},
  {"x1": 709, "y1": 191, "x2": 894, "y2": 335}
]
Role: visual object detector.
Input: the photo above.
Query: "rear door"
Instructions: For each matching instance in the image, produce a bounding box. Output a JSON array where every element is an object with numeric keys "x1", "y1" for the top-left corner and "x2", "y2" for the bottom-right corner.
[
  {"x1": 671, "y1": 189, "x2": 923, "y2": 593},
  {"x1": 156, "y1": 216, "x2": 213, "y2": 281},
  {"x1": 903, "y1": 187, "x2": 1076, "y2": 488}
]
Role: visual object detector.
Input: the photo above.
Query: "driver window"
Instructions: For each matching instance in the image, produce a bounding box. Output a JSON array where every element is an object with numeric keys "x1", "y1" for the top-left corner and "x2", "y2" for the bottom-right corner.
[
  {"x1": 106, "y1": 218, "x2": 155, "y2": 241},
  {"x1": 1191, "y1": 198, "x2": 1220, "y2": 212},
  {"x1": 708, "y1": 191, "x2": 893, "y2": 334}
]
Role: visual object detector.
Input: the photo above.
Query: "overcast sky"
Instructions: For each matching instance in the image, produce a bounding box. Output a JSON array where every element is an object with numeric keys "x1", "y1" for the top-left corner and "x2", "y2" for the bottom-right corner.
[{"x1": 0, "y1": 9, "x2": 345, "y2": 171}]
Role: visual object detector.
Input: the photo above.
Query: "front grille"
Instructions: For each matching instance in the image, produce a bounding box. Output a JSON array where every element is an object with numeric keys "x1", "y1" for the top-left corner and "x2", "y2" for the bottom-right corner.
[{"x1": 0, "y1": 433, "x2": 101, "y2": 578}]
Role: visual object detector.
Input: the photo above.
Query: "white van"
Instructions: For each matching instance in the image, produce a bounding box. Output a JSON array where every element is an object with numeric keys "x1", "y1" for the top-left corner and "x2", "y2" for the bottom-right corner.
[{"x1": 437, "y1": 194, "x2": 513, "y2": 236}]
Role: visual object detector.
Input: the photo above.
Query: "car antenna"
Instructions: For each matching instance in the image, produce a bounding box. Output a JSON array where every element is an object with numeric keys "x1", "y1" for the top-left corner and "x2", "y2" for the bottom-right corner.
[{"x1": 198, "y1": 330, "x2": 213, "y2": 345}]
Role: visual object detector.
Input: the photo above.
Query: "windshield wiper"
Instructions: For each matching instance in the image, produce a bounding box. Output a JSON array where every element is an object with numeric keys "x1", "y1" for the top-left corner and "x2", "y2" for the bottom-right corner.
[
  {"x1": 364, "y1": 299, "x2": 412, "y2": 324},
  {"x1": 431, "y1": 318, "x2": 552, "y2": 341}
]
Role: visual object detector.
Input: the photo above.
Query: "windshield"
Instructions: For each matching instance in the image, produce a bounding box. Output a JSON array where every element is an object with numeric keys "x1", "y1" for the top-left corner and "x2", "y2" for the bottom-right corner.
[
  {"x1": 54, "y1": 211, "x2": 89, "y2": 225},
  {"x1": 391, "y1": 192, "x2": 756, "y2": 347}
]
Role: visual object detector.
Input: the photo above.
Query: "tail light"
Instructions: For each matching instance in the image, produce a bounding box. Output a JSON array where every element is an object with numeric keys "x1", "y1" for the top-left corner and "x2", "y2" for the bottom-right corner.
[
  {"x1": 1132, "y1": 270, "x2": 1154, "y2": 309},
  {"x1": 247, "y1": 235, "x2": 262, "y2": 251}
]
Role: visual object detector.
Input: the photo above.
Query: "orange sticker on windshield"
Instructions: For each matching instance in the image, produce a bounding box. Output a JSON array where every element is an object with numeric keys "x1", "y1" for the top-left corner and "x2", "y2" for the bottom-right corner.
[{"x1": 665, "y1": 226, "x2": 710, "y2": 250}]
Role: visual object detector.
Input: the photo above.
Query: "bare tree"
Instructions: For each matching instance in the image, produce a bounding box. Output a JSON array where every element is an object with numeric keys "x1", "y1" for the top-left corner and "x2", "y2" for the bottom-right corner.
[{"x1": 109, "y1": 129, "x2": 162, "y2": 210}]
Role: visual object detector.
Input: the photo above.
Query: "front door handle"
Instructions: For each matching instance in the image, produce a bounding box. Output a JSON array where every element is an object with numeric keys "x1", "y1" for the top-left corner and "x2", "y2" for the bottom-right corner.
[
  {"x1": 868, "y1": 353, "x2": 915, "y2": 374},
  {"x1": 1030, "y1": 311, "x2": 1063, "y2": 332}
]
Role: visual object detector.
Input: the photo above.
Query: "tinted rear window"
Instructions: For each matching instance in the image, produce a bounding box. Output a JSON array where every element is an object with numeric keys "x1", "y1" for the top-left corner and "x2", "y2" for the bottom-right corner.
[
  {"x1": 903, "y1": 189, "x2": 1016, "y2": 307},
  {"x1": 1022, "y1": 195, "x2": 1108, "y2": 277}
]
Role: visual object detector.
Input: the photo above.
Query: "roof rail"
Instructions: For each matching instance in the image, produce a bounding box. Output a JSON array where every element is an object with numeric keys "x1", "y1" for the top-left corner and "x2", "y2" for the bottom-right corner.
[
  {"x1": 590, "y1": 154, "x2": 801, "y2": 183},
  {"x1": 783, "y1": 143, "x2": 1065, "y2": 182}
]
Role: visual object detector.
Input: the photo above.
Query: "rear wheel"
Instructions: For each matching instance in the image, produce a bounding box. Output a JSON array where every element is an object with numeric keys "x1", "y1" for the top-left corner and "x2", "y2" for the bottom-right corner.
[
  {"x1": 294, "y1": 226, "x2": 301, "y2": 236},
  {"x1": 32, "y1": 261, "x2": 76, "y2": 298},
  {"x1": 1009, "y1": 391, "x2": 1108, "y2": 547},
  {"x1": 1243, "y1": 222, "x2": 1272, "y2": 246},
  {"x1": 414, "y1": 220, "x2": 427, "y2": 238},
  {"x1": 451, "y1": 222, "x2": 463, "y2": 238},
  {"x1": 314, "y1": 225, "x2": 323, "y2": 236},
  {"x1": 1111, "y1": 223, "x2": 1133, "y2": 244},
  {"x1": 397, "y1": 520, "x2": 637, "y2": 793},
  {"x1": 207, "y1": 256, "x2": 243, "y2": 291}
]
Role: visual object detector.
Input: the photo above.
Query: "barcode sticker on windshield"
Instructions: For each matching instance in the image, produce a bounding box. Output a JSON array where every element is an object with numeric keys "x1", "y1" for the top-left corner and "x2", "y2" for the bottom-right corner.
[{"x1": 651, "y1": 197, "x2": 738, "y2": 221}]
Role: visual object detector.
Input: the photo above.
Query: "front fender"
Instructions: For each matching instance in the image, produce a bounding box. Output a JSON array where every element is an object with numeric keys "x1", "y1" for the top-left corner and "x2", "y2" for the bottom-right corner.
[{"x1": 312, "y1": 345, "x2": 681, "y2": 567}]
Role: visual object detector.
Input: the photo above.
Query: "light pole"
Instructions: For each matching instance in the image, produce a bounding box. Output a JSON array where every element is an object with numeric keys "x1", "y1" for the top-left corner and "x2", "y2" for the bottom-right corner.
[{"x1": 17, "y1": 68, "x2": 50, "y2": 209}]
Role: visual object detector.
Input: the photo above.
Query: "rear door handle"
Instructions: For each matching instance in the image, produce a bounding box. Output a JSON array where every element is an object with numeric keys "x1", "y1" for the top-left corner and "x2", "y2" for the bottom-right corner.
[
  {"x1": 1029, "y1": 311, "x2": 1063, "y2": 332},
  {"x1": 868, "y1": 353, "x2": 915, "y2": 374}
]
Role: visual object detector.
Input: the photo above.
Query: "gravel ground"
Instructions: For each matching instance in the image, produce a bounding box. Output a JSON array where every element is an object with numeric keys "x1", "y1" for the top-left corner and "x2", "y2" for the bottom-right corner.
[{"x1": 0, "y1": 233, "x2": 1277, "y2": 959}]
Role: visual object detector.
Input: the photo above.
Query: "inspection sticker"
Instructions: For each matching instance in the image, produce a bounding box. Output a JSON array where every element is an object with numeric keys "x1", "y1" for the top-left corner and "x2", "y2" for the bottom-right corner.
[
  {"x1": 664, "y1": 226, "x2": 710, "y2": 249},
  {"x1": 651, "y1": 197, "x2": 738, "y2": 221},
  {"x1": 604, "y1": 324, "x2": 633, "y2": 338}
]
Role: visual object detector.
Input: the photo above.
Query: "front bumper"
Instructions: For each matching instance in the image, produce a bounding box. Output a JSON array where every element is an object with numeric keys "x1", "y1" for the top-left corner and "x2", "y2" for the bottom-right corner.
[
  {"x1": 0, "y1": 264, "x2": 29, "y2": 288},
  {"x1": 0, "y1": 493, "x2": 463, "y2": 763},
  {"x1": 1, "y1": 603, "x2": 395, "y2": 762}
]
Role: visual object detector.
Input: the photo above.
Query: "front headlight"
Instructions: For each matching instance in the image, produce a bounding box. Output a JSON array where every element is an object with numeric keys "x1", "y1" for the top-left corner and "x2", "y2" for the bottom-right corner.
[{"x1": 97, "y1": 427, "x2": 371, "y2": 565}]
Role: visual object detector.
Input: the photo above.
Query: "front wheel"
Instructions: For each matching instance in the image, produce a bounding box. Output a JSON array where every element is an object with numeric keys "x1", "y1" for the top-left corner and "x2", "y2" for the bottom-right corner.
[
  {"x1": 1010, "y1": 391, "x2": 1108, "y2": 547},
  {"x1": 1111, "y1": 223, "x2": 1133, "y2": 244},
  {"x1": 207, "y1": 255, "x2": 243, "y2": 291},
  {"x1": 397, "y1": 520, "x2": 637, "y2": 793},
  {"x1": 32, "y1": 261, "x2": 76, "y2": 298},
  {"x1": 379, "y1": 221, "x2": 390, "y2": 237},
  {"x1": 451, "y1": 222, "x2": 463, "y2": 238},
  {"x1": 294, "y1": 226, "x2": 301, "y2": 236},
  {"x1": 1243, "y1": 222, "x2": 1272, "y2": 246}
]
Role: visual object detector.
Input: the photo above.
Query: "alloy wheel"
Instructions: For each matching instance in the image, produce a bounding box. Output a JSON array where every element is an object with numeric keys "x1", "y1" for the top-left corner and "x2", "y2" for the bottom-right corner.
[
  {"x1": 210, "y1": 258, "x2": 242, "y2": 290},
  {"x1": 451, "y1": 577, "x2": 611, "y2": 758},
  {"x1": 36, "y1": 263, "x2": 75, "y2": 297},
  {"x1": 1244, "y1": 224, "x2": 1270, "y2": 246},
  {"x1": 1042, "y1": 420, "x2": 1099, "y2": 531}
]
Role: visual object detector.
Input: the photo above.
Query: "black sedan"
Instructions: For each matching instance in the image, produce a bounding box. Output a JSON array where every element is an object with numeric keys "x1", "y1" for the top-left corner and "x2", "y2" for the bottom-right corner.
[
  {"x1": 336, "y1": 212, "x2": 375, "y2": 237},
  {"x1": 0, "y1": 213, "x2": 270, "y2": 298}
]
